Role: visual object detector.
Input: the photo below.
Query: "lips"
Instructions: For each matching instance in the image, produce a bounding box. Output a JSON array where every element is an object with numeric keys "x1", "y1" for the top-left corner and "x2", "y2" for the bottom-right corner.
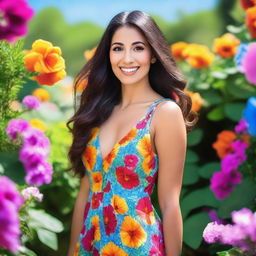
[{"x1": 120, "y1": 66, "x2": 139, "y2": 75}]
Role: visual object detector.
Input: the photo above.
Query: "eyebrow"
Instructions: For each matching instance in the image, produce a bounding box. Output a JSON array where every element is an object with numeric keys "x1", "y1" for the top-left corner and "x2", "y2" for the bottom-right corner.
[{"x1": 111, "y1": 41, "x2": 146, "y2": 46}]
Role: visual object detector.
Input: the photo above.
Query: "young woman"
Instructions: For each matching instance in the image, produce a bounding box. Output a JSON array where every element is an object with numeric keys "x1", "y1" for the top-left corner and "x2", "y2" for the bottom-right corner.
[{"x1": 67, "y1": 10, "x2": 197, "y2": 256}]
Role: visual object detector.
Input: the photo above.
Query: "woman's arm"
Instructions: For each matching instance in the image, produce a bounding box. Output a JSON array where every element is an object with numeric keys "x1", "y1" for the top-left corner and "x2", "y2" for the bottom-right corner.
[
  {"x1": 67, "y1": 174, "x2": 90, "y2": 256},
  {"x1": 154, "y1": 101, "x2": 187, "y2": 256}
]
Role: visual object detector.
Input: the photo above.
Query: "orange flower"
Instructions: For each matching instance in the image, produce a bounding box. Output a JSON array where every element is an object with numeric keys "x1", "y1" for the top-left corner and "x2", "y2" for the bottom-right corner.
[
  {"x1": 91, "y1": 172, "x2": 103, "y2": 192},
  {"x1": 32, "y1": 88, "x2": 50, "y2": 102},
  {"x1": 103, "y1": 144, "x2": 120, "y2": 172},
  {"x1": 91, "y1": 215, "x2": 101, "y2": 241},
  {"x1": 246, "y1": 6, "x2": 256, "y2": 38},
  {"x1": 101, "y1": 242, "x2": 128, "y2": 256},
  {"x1": 212, "y1": 130, "x2": 236, "y2": 159},
  {"x1": 76, "y1": 78, "x2": 88, "y2": 92},
  {"x1": 30, "y1": 119, "x2": 47, "y2": 132},
  {"x1": 82, "y1": 145, "x2": 97, "y2": 171},
  {"x1": 213, "y1": 33, "x2": 240, "y2": 58},
  {"x1": 185, "y1": 90, "x2": 204, "y2": 112},
  {"x1": 73, "y1": 242, "x2": 80, "y2": 256},
  {"x1": 142, "y1": 155, "x2": 156, "y2": 175},
  {"x1": 84, "y1": 47, "x2": 97, "y2": 61},
  {"x1": 182, "y1": 44, "x2": 214, "y2": 69},
  {"x1": 111, "y1": 195, "x2": 128, "y2": 214},
  {"x1": 119, "y1": 128, "x2": 137, "y2": 146},
  {"x1": 170, "y1": 41, "x2": 189, "y2": 60},
  {"x1": 24, "y1": 39, "x2": 66, "y2": 85},
  {"x1": 120, "y1": 216, "x2": 147, "y2": 248}
]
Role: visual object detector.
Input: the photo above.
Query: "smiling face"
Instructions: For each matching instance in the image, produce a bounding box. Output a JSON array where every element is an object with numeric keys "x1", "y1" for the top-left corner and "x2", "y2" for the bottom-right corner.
[{"x1": 109, "y1": 25, "x2": 154, "y2": 87}]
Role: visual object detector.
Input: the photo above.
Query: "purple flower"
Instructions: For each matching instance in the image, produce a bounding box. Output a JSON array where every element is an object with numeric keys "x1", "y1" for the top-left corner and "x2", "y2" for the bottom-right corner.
[
  {"x1": 22, "y1": 95, "x2": 40, "y2": 110},
  {"x1": 0, "y1": 0, "x2": 34, "y2": 42},
  {"x1": 241, "y1": 42, "x2": 256, "y2": 85},
  {"x1": 21, "y1": 186, "x2": 43, "y2": 202},
  {"x1": 221, "y1": 154, "x2": 241, "y2": 173},
  {"x1": 0, "y1": 176, "x2": 23, "y2": 253},
  {"x1": 25, "y1": 161, "x2": 53, "y2": 186},
  {"x1": 207, "y1": 209, "x2": 225, "y2": 224},
  {"x1": 210, "y1": 170, "x2": 242, "y2": 200},
  {"x1": 6, "y1": 119, "x2": 30, "y2": 141},
  {"x1": 203, "y1": 222, "x2": 225, "y2": 243},
  {"x1": 234, "y1": 119, "x2": 248, "y2": 135},
  {"x1": 22, "y1": 128, "x2": 50, "y2": 149}
]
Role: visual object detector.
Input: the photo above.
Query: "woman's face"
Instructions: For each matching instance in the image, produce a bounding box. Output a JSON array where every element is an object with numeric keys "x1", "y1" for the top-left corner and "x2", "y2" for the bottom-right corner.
[{"x1": 109, "y1": 25, "x2": 154, "y2": 86}]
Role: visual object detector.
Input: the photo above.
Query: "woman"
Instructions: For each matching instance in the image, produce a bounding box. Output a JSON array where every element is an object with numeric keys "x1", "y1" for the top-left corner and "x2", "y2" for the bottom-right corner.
[{"x1": 67, "y1": 10, "x2": 197, "y2": 256}]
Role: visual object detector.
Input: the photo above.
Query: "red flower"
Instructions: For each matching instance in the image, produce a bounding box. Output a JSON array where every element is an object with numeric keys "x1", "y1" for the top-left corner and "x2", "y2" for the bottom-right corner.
[
  {"x1": 103, "y1": 205, "x2": 117, "y2": 236},
  {"x1": 136, "y1": 116, "x2": 149, "y2": 129},
  {"x1": 136, "y1": 197, "x2": 155, "y2": 225},
  {"x1": 241, "y1": 0, "x2": 256, "y2": 9},
  {"x1": 91, "y1": 192, "x2": 103, "y2": 209},
  {"x1": 92, "y1": 247, "x2": 99, "y2": 256},
  {"x1": 124, "y1": 154, "x2": 139, "y2": 168},
  {"x1": 149, "y1": 234, "x2": 165, "y2": 256},
  {"x1": 144, "y1": 172, "x2": 158, "y2": 195},
  {"x1": 81, "y1": 225, "x2": 95, "y2": 251},
  {"x1": 116, "y1": 166, "x2": 140, "y2": 189},
  {"x1": 80, "y1": 201, "x2": 91, "y2": 234},
  {"x1": 103, "y1": 181, "x2": 111, "y2": 193}
]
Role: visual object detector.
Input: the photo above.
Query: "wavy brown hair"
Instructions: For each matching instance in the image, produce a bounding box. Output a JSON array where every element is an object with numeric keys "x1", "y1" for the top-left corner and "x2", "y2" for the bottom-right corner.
[{"x1": 66, "y1": 10, "x2": 198, "y2": 178}]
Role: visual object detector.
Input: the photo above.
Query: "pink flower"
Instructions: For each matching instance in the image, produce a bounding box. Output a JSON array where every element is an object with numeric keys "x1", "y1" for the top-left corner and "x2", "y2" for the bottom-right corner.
[
  {"x1": 0, "y1": 0, "x2": 34, "y2": 42},
  {"x1": 124, "y1": 154, "x2": 139, "y2": 168},
  {"x1": 21, "y1": 186, "x2": 43, "y2": 202},
  {"x1": 241, "y1": 42, "x2": 256, "y2": 85}
]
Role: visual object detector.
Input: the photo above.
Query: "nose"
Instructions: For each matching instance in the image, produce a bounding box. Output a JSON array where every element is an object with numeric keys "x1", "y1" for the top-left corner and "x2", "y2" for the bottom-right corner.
[{"x1": 122, "y1": 49, "x2": 133, "y2": 63}]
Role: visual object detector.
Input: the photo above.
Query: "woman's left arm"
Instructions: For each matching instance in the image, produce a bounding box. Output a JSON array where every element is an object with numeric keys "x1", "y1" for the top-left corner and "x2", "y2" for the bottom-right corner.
[{"x1": 154, "y1": 101, "x2": 187, "y2": 256}]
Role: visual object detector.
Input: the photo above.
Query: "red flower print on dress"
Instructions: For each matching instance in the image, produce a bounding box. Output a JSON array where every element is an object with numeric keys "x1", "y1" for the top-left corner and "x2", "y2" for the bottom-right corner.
[
  {"x1": 92, "y1": 247, "x2": 100, "y2": 256},
  {"x1": 149, "y1": 234, "x2": 165, "y2": 256},
  {"x1": 144, "y1": 172, "x2": 158, "y2": 195},
  {"x1": 124, "y1": 154, "x2": 139, "y2": 168},
  {"x1": 81, "y1": 201, "x2": 91, "y2": 234},
  {"x1": 116, "y1": 166, "x2": 140, "y2": 189},
  {"x1": 103, "y1": 181, "x2": 111, "y2": 193},
  {"x1": 136, "y1": 115, "x2": 150, "y2": 129},
  {"x1": 81, "y1": 225, "x2": 95, "y2": 251},
  {"x1": 103, "y1": 205, "x2": 117, "y2": 236},
  {"x1": 91, "y1": 192, "x2": 103, "y2": 209},
  {"x1": 136, "y1": 196, "x2": 156, "y2": 225}
]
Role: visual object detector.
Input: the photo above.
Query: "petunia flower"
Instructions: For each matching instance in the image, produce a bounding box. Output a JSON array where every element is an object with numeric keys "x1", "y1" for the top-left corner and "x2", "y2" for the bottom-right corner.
[
  {"x1": 22, "y1": 95, "x2": 40, "y2": 110},
  {"x1": 6, "y1": 118, "x2": 30, "y2": 141},
  {"x1": 21, "y1": 186, "x2": 43, "y2": 202}
]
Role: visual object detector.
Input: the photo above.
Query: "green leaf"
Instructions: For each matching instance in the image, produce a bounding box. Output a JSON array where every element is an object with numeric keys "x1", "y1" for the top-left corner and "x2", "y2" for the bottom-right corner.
[
  {"x1": 187, "y1": 129, "x2": 203, "y2": 146},
  {"x1": 224, "y1": 102, "x2": 245, "y2": 122},
  {"x1": 183, "y1": 164, "x2": 199, "y2": 185},
  {"x1": 226, "y1": 25, "x2": 244, "y2": 34},
  {"x1": 211, "y1": 71, "x2": 228, "y2": 79},
  {"x1": 185, "y1": 149, "x2": 199, "y2": 163},
  {"x1": 28, "y1": 209, "x2": 64, "y2": 233},
  {"x1": 200, "y1": 91, "x2": 222, "y2": 106},
  {"x1": 19, "y1": 246, "x2": 38, "y2": 256},
  {"x1": 181, "y1": 187, "x2": 219, "y2": 219},
  {"x1": 36, "y1": 228, "x2": 58, "y2": 251},
  {"x1": 198, "y1": 162, "x2": 220, "y2": 179},
  {"x1": 217, "y1": 247, "x2": 245, "y2": 256},
  {"x1": 183, "y1": 212, "x2": 211, "y2": 249},
  {"x1": 218, "y1": 177, "x2": 256, "y2": 218},
  {"x1": 207, "y1": 105, "x2": 225, "y2": 121}
]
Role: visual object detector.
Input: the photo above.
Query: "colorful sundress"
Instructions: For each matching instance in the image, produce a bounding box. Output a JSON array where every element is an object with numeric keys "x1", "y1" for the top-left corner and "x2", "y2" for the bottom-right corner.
[{"x1": 74, "y1": 98, "x2": 174, "y2": 256}]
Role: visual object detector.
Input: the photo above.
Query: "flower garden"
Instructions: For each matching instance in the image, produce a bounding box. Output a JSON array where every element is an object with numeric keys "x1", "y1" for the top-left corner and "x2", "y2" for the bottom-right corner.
[{"x1": 0, "y1": 0, "x2": 256, "y2": 255}]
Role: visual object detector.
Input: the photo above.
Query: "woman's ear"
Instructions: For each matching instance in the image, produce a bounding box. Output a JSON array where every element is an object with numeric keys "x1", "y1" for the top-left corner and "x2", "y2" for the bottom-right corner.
[{"x1": 151, "y1": 56, "x2": 156, "y2": 64}]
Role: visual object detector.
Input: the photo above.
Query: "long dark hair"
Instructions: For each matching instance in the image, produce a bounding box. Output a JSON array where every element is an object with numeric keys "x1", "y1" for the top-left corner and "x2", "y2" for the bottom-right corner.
[{"x1": 67, "y1": 10, "x2": 198, "y2": 177}]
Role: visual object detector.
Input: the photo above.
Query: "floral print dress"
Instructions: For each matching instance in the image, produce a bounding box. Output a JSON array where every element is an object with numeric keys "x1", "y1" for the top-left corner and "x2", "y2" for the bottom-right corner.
[{"x1": 74, "y1": 98, "x2": 174, "y2": 256}]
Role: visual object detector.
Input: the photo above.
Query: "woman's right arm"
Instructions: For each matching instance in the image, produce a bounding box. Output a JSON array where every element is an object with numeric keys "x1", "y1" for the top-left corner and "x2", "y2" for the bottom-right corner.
[{"x1": 67, "y1": 174, "x2": 90, "y2": 256}]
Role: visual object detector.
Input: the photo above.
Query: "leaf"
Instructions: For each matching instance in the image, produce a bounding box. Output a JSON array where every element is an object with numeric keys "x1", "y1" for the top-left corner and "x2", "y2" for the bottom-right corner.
[
  {"x1": 36, "y1": 228, "x2": 58, "y2": 251},
  {"x1": 185, "y1": 149, "x2": 199, "y2": 163},
  {"x1": 226, "y1": 25, "x2": 244, "y2": 34},
  {"x1": 207, "y1": 105, "x2": 225, "y2": 121},
  {"x1": 217, "y1": 247, "x2": 245, "y2": 256},
  {"x1": 28, "y1": 209, "x2": 64, "y2": 233},
  {"x1": 187, "y1": 129, "x2": 203, "y2": 146},
  {"x1": 224, "y1": 102, "x2": 245, "y2": 122},
  {"x1": 183, "y1": 212, "x2": 211, "y2": 249},
  {"x1": 218, "y1": 177, "x2": 256, "y2": 218},
  {"x1": 200, "y1": 90, "x2": 222, "y2": 106},
  {"x1": 211, "y1": 71, "x2": 228, "y2": 79},
  {"x1": 181, "y1": 187, "x2": 219, "y2": 219},
  {"x1": 183, "y1": 164, "x2": 199, "y2": 185},
  {"x1": 198, "y1": 162, "x2": 220, "y2": 179}
]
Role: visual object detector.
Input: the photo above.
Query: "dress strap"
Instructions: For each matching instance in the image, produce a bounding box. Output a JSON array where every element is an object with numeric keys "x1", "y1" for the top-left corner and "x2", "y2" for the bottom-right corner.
[{"x1": 146, "y1": 98, "x2": 175, "y2": 127}]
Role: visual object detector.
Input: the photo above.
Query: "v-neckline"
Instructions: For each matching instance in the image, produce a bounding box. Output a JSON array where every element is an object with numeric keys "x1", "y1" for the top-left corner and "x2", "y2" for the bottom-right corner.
[{"x1": 97, "y1": 98, "x2": 166, "y2": 162}]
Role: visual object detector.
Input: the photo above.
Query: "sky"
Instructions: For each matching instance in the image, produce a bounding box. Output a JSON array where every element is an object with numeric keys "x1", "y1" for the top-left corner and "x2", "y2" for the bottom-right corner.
[{"x1": 27, "y1": 0, "x2": 218, "y2": 27}]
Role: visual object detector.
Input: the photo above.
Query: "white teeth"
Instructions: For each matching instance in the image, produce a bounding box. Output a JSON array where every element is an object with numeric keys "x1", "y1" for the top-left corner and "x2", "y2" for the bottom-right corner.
[{"x1": 120, "y1": 67, "x2": 138, "y2": 73}]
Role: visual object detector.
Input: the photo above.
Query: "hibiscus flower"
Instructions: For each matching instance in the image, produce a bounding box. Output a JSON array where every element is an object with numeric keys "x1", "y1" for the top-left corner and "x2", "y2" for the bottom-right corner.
[
  {"x1": 91, "y1": 192, "x2": 103, "y2": 209},
  {"x1": 111, "y1": 195, "x2": 128, "y2": 214},
  {"x1": 116, "y1": 166, "x2": 140, "y2": 189},
  {"x1": 103, "y1": 205, "x2": 117, "y2": 236},
  {"x1": 81, "y1": 225, "x2": 95, "y2": 251},
  {"x1": 101, "y1": 241, "x2": 128, "y2": 256},
  {"x1": 136, "y1": 197, "x2": 156, "y2": 225},
  {"x1": 124, "y1": 154, "x2": 139, "y2": 168}
]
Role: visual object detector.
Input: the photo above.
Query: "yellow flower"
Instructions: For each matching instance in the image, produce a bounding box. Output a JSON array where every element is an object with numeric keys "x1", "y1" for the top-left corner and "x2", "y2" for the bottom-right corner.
[
  {"x1": 91, "y1": 172, "x2": 103, "y2": 192},
  {"x1": 213, "y1": 33, "x2": 240, "y2": 58},
  {"x1": 170, "y1": 41, "x2": 189, "y2": 60},
  {"x1": 84, "y1": 47, "x2": 97, "y2": 61},
  {"x1": 111, "y1": 195, "x2": 128, "y2": 214},
  {"x1": 82, "y1": 145, "x2": 97, "y2": 171},
  {"x1": 101, "y1": 242, "x2": 128, "y2": 256},
  {"x1": 91, "y1": 215, "x2": 101, "y2": 241},
  {"x1": 120, "y1": 216, "x2": 147, "y2": 248},
  {"x1": 32, "y1": 88, "x2": 50, "y2": 102},
  {"x1": 30, "y1": 119, "x2": 47, "y2": 132}
]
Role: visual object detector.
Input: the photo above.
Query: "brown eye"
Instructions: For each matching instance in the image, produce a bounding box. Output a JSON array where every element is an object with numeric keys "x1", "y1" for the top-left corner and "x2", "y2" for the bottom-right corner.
[
  {"x1": 134, "y1": 46, "x2": 144, "y2": 51},
  {"x1": 112, "y1": 46, "x2": 122, "y2": 51}
]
